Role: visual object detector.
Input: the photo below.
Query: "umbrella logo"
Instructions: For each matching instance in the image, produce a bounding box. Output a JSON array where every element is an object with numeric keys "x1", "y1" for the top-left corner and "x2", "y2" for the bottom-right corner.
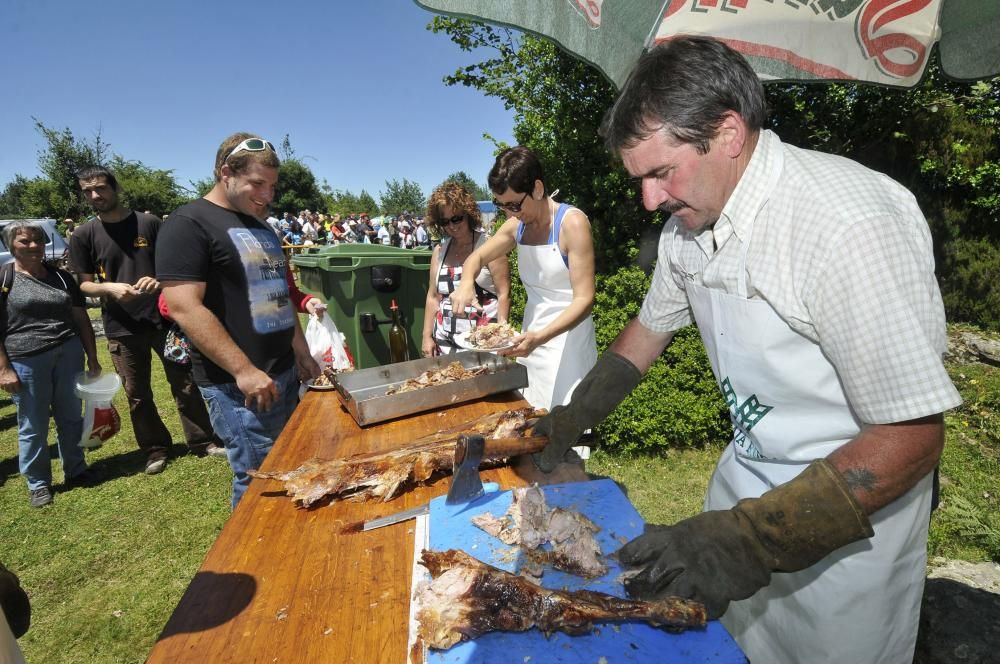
[{"x1": 569, "y1": 0, "x2": 602, "y2": 28}]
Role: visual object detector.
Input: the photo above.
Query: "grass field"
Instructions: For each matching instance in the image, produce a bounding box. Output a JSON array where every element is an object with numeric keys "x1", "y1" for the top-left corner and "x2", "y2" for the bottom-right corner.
[{"x1": 1, "y1": 323, "x2": 996, "y2": 663}]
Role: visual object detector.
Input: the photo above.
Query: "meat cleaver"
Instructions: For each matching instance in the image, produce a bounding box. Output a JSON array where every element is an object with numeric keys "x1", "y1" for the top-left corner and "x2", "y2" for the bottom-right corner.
[{"x1": 361, "y1": 434, "x2": 549, "y2": 531}]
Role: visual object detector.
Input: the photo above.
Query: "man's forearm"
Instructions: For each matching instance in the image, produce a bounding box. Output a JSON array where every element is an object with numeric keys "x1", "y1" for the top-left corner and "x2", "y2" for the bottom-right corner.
[
  {"x1": 608, "y1": 318, "x2": 675, "y2": 374},
  {"x1": 828, "y1": 414, "x2": 944, "y2": 514},
  {"x1": 170, "y1": 302, "x2": 255, "y2": 380}
]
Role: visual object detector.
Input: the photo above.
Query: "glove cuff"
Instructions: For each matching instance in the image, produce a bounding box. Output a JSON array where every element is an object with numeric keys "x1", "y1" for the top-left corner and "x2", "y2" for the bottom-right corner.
[{"x1": 735, "y1": 459, "x2": 874, "y2": 573}]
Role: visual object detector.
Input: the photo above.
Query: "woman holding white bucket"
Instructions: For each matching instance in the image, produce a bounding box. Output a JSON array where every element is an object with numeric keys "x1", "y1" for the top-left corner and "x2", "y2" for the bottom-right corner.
[{"x1": 0, "y1": 220, "x2": 102, "y2": 508}]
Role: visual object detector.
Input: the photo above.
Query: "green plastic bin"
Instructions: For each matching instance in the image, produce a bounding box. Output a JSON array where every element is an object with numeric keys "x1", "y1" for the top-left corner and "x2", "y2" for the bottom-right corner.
[{"x1": 293, "y1": 244, "x2": 432, "y2": 369}]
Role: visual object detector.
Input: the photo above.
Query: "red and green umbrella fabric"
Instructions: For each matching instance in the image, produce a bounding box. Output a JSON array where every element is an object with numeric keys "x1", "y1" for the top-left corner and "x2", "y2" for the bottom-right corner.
[{"x1": 413, "y1": 0, "x2": 1000, "y2": 88}]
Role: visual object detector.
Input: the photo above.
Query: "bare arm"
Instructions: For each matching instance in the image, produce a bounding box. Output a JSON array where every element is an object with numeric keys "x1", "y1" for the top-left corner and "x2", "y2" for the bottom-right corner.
[
  {"x1": 608, "y1": 318, "x2": 675, "y2": 374},
  {"x1": 76, "y1": 272, "x2": 143, "y2": 302},
  {"x1": 449, "y1": 220, "x2": 519, "y2": 313},
  {"x1": 0, "y1": 343, "x2": 19, "y2": 394},
  {"x1": 161, "y1": 280, "x2": 279, "y2": 411},
  {"x1": 486, "y1": 252, "x2": 511, "y2": 324},
  {"x1": 71, "y1": 307, "x2": 101, "y2": 375},
  {"x1": 421, "y1": 245, "x2": 444, "y2": 357},
  {"x1": 828, "y1": 414, "x2": 944, "y2": 514}
]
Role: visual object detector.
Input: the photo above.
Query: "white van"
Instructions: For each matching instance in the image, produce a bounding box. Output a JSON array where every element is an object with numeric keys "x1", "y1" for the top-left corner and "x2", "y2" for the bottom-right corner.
[{"x1": 0, "y1": 218, "x2": 70, "y2": 266}]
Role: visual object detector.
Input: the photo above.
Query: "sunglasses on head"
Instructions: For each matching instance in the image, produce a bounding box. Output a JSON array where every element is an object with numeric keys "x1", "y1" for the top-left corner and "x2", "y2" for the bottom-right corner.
[
  {"x1": 438, "y1": 214, "x2": 466, "y2": 226},
  {"x1": 226, "y1": 138, "x2": 276, "y2": 161},
  {"x1": 493, "y1": 191, "x2": 529, "y2": 213}
]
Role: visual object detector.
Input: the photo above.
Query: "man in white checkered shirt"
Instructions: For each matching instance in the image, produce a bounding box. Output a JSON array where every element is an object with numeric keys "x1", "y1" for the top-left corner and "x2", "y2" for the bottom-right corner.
[{"x1": 530, "y1": 36, "x2": 962, "y2": 664}]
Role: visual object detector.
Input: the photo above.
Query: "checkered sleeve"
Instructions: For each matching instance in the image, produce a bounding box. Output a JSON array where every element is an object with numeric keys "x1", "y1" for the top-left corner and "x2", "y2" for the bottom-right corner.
[
  {"x1": 809, "y1": 214, "x2": 961, "y2": 423},
  {"x1": 639, "y1": 223, "x2": 693, "y2": 333}
]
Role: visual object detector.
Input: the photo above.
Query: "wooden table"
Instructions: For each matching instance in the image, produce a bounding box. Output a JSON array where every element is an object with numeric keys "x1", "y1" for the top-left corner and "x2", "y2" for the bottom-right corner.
[{"x1": 147, "y1": 390, "x2": 585, "y2": 663}]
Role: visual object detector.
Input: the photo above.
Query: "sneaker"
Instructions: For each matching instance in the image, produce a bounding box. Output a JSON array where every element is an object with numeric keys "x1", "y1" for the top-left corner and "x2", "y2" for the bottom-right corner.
[
  {"x1": 206, "y1": 442, "x2": 228, "y2": 458},
  {"x1": 30, "y1": 486, "x2": 53, "y2": 508},
  {"x1": 145, "y1": 456, "x2": 167, "y2": 475}
]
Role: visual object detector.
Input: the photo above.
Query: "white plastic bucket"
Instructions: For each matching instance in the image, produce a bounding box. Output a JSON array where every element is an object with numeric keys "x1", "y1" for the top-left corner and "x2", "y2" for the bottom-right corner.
[{"x1": 74, "y1": 372, "x2": 121, "y2": 401}]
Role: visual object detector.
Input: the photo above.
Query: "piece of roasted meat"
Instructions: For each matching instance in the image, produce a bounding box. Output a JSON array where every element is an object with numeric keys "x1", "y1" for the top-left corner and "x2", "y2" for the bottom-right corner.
[
  {"x1": 414, "y1": 549, "x2": 706, "y2": 651},
  {"x1": 385, "y1": 361, "x2": 489, "y2": 395},
  {"x1": 467, "y1": 322, "x2": 519, "y2": 349},
  {"x1": 472, "y1": 485, "x2": 608, "y2": 579},
  {"x1": 248, "y1": 408, "x2": 545, "y2": 506}
]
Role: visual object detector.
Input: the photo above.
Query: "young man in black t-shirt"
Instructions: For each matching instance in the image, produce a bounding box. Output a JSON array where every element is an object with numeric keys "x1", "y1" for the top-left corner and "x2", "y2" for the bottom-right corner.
[
  {"x1": 71, "y1": 166, "x2": 223, "y2": 475},
  {"x1": 157, "y1": 133, "x2": 320, "y2": 508}
]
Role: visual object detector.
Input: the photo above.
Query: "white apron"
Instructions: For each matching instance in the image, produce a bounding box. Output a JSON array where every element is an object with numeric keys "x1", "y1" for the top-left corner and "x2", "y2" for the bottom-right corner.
[
  {"x1": 685, "y1": 218, "x2": 931, "y2": 664},
  {"x1": 517, "y1": 204, "x2": 598, "y2": 414}
]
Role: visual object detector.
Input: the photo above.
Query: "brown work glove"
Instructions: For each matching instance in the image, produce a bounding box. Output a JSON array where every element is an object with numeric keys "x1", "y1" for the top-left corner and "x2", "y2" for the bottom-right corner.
[
  {"x1": 618, "y1": 460, "x2": 874, "y2": 619},
  {"x1": 0, "y1": 561, "x2": 30, "y2": 638},
  {"x1": 531, "y1": 351, "x2": 642, "y2": 473}
]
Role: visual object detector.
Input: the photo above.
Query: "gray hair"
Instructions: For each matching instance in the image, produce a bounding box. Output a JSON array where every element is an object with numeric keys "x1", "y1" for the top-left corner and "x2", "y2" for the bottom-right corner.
[
  {"x1": 600, "y1": 36, "x2": 767, "y2": 155},
  {"x1": 3, "y1": 220, "x2": 49, "y2": 248}
]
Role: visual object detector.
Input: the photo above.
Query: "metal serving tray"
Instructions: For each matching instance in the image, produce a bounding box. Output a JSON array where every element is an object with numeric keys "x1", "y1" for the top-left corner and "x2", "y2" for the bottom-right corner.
[{"x1": 334, "y1": 352, "x2": 528, "y2": 426}]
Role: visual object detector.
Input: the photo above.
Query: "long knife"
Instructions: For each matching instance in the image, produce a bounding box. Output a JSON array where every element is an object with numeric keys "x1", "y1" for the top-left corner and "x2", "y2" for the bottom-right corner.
[{"x1": 362, "y1": 482, "x2": 501, "y2": 531}]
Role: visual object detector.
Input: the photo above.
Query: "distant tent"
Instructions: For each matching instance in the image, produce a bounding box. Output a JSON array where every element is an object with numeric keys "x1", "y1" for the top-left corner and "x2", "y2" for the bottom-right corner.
[{"x1": 477, "y1": 201, "x2": 497, "y2": 231}]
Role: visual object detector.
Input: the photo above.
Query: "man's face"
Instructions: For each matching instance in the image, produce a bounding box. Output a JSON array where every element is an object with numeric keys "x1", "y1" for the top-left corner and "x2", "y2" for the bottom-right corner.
[
  {"x1": 222, "y1": 162, "x2": 278, "y2": 219},
  {"x1": 620, "y1": 128, "x2": 731, "y2": 234},
  {"x1": 79, "y1": 176, "x2": 118, "y2": 213}
]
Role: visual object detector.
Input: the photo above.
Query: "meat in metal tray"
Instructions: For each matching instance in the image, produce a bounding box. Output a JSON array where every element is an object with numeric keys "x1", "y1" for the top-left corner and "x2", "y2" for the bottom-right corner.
[
  {"x1": 334, "y1": 352, "x2": 527, "y2": 426},
  {"x1": 416, "y1": 479, "x2": 746, "y2": 663}
]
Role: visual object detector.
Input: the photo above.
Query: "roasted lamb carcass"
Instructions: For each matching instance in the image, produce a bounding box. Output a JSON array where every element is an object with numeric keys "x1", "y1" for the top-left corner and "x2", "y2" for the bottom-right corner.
[
  {"x1": 415, "y1": 549, "x2": 706, "y2": 651},
  {"x1": 248, "y1": 408, "x2": 545, "y2": 507}
]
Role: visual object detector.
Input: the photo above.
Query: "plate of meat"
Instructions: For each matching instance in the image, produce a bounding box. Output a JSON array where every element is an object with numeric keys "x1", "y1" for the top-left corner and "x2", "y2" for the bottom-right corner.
[
  {"x1": 455, "y1": 322, "x2": 520, "y2": 352},
  {"x1": 305, "y1": 366, "x2": 343, "y2": 391}
]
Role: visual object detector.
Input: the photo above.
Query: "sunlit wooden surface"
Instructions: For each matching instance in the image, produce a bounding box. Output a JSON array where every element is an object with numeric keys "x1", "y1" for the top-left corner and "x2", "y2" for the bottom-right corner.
[{"x1": 147, "y1": 390, "x2": 585, "y2": 663}]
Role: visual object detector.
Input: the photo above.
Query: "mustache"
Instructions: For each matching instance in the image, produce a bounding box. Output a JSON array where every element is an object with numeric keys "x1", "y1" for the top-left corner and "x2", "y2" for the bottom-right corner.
[{"x1": 659, "y1": 200, "x2": 686, "y2": 215}]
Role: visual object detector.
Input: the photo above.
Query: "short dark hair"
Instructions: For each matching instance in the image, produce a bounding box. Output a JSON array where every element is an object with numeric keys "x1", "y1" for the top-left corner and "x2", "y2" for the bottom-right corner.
[
  {"x1": 600, "y1": 36, "x2": 767, "y2": 155},
  {"x1": 213, "y1": 132, "x2": 280, "y2": 181},
  {"x1": 488, "y1": 146, "x2": 545, "y2": 196},
  {"x1": 76, "y1": 165, "x2": 119, "y2": 191}
]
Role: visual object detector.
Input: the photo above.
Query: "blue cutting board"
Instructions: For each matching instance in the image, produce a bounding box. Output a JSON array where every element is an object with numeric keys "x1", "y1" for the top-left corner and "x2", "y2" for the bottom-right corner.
[{"x1": 425, "y1": 479, "x2": 746, "y2": 663}]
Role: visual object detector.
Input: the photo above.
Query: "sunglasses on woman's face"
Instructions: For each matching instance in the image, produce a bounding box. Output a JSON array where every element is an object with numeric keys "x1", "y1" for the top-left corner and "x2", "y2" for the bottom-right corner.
[
  {"x1": 438, "y1": 214, "x2": 466, "y2": 227},
  {"x1": 493, "y1": 191, "x2": 529, "y2": 213}
]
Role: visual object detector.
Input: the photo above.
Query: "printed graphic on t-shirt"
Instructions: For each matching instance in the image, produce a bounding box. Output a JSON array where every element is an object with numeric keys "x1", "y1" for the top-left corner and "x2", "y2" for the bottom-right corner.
[{"x1": 229, "y1": 228, "x2": 294, "y2": 334}]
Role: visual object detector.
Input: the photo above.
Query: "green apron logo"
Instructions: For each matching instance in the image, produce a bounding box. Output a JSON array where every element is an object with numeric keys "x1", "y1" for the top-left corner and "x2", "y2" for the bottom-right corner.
[{"x1": 721, "y1": 377, "x2": 773, "y2": 459}]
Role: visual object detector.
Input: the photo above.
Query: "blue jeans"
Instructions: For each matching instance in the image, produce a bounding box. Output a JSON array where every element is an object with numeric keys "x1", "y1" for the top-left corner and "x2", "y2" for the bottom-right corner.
[
  {"x1": 11, "y1": 336, "x2": 87, "y2": 490},
  {"x1": 199, "y1": 365, "x2": 300, "y2": 509}
]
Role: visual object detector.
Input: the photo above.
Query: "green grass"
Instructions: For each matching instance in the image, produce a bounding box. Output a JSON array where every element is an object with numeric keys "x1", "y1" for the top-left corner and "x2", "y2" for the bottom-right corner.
[
  {"x1": 0, "y1": 339, "x2": 232, "y2": 663},
  {"x1": 0, "y1": 322, "x2": 996, "y2": 662}
]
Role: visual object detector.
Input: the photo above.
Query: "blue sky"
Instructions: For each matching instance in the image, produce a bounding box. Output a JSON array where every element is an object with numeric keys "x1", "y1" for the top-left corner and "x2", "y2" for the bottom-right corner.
[{"x1": 0, "y1": 0, "x2": 516, "y2": 202}]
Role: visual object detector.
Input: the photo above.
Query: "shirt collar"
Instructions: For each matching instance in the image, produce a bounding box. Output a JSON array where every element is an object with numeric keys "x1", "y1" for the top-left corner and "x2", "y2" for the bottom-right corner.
[{"x1": 718, "y1": 129, "x2": 783, "y2": 244}]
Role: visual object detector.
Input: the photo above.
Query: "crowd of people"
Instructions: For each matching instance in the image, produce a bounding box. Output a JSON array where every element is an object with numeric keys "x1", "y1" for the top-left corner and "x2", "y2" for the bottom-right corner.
[
  {"x1": 263, "y1": 209, "x2": 432, "y2": 249},
  {"x1": 1, "y1": 37, "x2": 961, "y2": 664}
]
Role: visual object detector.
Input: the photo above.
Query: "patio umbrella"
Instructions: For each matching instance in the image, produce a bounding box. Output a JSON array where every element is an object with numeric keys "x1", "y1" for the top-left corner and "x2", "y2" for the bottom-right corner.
[{"x1": 413, "y1": 0, "x2": 1000, "y2": 89}]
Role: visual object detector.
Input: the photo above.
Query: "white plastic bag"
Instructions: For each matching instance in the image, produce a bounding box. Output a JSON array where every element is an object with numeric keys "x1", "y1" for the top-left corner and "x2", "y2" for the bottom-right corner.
[{"x1": 304, "y1": 314, "x2": 354, "y2": 371}]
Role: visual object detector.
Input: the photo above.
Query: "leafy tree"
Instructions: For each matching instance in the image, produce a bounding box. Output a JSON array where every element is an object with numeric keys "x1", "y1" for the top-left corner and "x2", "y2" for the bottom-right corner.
[
  {"x1": 357, "y1": 190, "x2": 379, "y2": 216},
  {"x1": 31, "y1": 120, "x2": 111, "y2": 219},
  {"x1": 379, "y1": 178, "x2": 425, "y2": 215},
  {"x1": 107, "y1": 155, "x2": 187, "y2": 217},
  {"x1": 189, "y1": 177, "x2": 214, "y2": 198},
  {"x1": 273, "y1": 159, "x2": 325, "y2": 215},
  {"x1": 430, "y1": 18, "x2": 658, "y2": 272},
  {"x1": 441, "y1": 170, "x2": 489, "y2": 200}
]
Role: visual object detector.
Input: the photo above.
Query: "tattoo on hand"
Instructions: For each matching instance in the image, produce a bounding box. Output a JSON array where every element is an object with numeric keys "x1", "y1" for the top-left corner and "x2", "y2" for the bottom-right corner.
[{"x1": 842, "y1": 468, "x2": 877, "y2": 493}]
